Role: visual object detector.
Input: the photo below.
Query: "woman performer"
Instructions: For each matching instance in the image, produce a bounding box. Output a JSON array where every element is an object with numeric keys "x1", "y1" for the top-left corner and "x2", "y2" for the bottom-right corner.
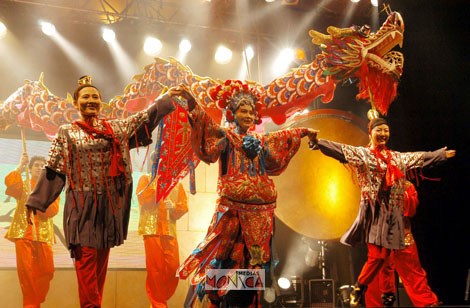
[
  {"x1": 25, "y1": 76, "x2": 186, "y2": 308},
  {"x1": 309, "y1": 117, "x2": 455, "y2": 307},
  {"x1": 176, "y1": 81, "x2": 317, "y2": 307}
]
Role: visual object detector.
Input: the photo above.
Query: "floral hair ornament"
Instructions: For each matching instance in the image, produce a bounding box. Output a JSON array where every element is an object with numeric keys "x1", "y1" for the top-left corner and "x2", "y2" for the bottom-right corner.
[{"x1": 209, "y1": 80, "x2": 263, "y2": 125}]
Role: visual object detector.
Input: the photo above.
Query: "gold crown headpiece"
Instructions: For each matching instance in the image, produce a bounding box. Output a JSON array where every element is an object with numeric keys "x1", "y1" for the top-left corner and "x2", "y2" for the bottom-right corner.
[{"x1": 78, "y1": 75, "x2": 92, "y2": 86}]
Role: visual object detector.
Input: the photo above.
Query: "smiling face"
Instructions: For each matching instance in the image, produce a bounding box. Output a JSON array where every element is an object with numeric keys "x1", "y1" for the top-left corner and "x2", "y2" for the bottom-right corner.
[
  {"x1": 370, "y1": 123, "x2": 390, "y2": 149},
  {"x1": 234, "y1": 102, "x2": 255, "y2": 133},
  {"x1": 74, "y1": 86, "x2": 102, "y2": 119}
]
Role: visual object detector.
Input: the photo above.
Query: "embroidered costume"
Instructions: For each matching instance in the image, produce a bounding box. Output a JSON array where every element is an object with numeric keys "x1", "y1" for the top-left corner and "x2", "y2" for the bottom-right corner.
[
  {"x1": 26, "y1": 93, "x2": 175, "y2": 307},
  {"x1": 5, "y1": 169, "x2": 59, "y2": 307},
  {"x1": 177, "y1": 104, "x2": 310, "y2": 303},
  {"x1": 137, "y1": 175, "x2": 188, "y2": 308},
  {"x1": 316, "y1": 139, "x2": 447, "y2": 291}
]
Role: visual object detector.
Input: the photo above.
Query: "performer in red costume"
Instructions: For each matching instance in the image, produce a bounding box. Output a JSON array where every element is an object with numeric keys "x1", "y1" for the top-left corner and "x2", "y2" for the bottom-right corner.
[
  {"x1": 25, "y1": 76, "x2": 186, "y2": 308},
  {"x1": 137, "y1": 174, "x2": 188, "y2": 308},
  {"x1": 365, "y1": 180, "x2": 441, "y2": 307},
  {"x1": 310, "y1": 117, "x2": 455, "y2": 307},
  {"x1": 5, "y1": 154, "x2": 59, "y2": 308},
  {"x1": 176, "y1": 81, "x2": 317, "y2": 307}
]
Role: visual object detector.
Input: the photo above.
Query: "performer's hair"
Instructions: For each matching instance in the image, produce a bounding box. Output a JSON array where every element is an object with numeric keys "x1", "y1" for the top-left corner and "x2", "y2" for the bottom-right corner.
[
  {"x1": 28, "y1": 156, "x2": 46, "y2": 169},
  {"x1": 368, "y1": 117, "x2": 388, "y2": 133}
]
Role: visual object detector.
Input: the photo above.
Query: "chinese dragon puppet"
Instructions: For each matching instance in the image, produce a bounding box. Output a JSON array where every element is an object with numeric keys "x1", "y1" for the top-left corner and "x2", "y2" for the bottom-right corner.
[{"x1": 0, "y1": 11, "x2": 404, "y2": 202}]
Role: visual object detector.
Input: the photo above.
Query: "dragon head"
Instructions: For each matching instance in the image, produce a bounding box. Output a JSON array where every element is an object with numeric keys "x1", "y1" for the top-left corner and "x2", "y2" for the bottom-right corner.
[{"x1": 309, "y1": 11, "x2": 404, "y2": 114}]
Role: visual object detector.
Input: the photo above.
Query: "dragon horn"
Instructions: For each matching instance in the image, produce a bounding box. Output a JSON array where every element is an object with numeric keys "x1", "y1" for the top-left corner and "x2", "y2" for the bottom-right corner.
[
  {"x1": 66, "y1": 93, "x2": 73, "y2": 104},
  {"x1": 38, "y1": 72, "x2": 51, "y2": 95},
  {"x1": 309, "y1": 29, "x2": 331, "y2": 46}
]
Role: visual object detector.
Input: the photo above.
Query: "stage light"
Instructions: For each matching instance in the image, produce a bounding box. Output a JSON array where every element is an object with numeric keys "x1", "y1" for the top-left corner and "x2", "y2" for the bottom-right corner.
[
  {"x1": 179, "y1": 39, "x2": 192, "y2": 54},
  {"x1": 244, "y1": 45, "x2": 254, "y2": 61},
  {"x1": 277, "y1": 277, "x2": 291, "y2": 290},
  {"x1": 272, "y1": 47, "x2": 294, "y2": 75},
  {"x1": 350, "y1": 0, "x2": 360, "y2": 2},
  {"x1": 265, "y1": 0, "x2": 276, "y2": 2},
  {"x1": 214, "y1": 45, "x2": 232, "y2": 64},
  {"x1": 144, "y1": 37, "x2": 162, "y2": 56},
  {"x1": 370, "y1": 0, "x2": 378, "y2": 7},
  {"x1": 40, "y1": 21, "x2": 56, "y2": 36},
  {"x1": 277, "y1": 276, "x2": 303, "y2": 305},
  {"x1": 102, "y1": 28, "x2": 116, "y2": 42},
  {"x1": 0, "y1": 22, "x2": 6, "y2": 38}
]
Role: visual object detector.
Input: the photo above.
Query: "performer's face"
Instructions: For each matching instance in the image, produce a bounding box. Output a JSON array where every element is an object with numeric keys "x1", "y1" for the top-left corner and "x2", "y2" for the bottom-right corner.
[
  {"x1": 29, "y1": 159, "x2": 45, "y2": 179},
  {"x1": 370, "y1": 124, "x2": 390, "y2": 148},
  {"x1": 75, "y1": 87, "x2": 102, "y2": 118},
  {"x1": 234, "y1": 103, "x2": 255, "y2": 133}
]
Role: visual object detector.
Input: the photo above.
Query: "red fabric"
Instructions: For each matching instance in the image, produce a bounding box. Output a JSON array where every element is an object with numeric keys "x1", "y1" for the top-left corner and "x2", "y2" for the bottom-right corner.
[
  {"x1": 144, "y1": 236, "x2": 180, "y2": 308},
  {"x1": 365, "y1": 257, "x2": 396, "y2": 307},
  {"x1": 357, "y1": 244, "x2": 392, "y2": 286},
  {"x1": 153, "y1": 103, "x2": 199, "y2": 203},
  {"x1": 403, "y1": 183, "x2": 419, "y2": 217},
  {"x1": 394, "y1": 244, "x2": 439, "y2": 306},
  {"x1": 365, "y1": 243, "x2": 439, "y2": 307},
  {"x1": 355, "y1": 64, "x2": 399, "y2": 115},
  {"x1": 15, "y1": 239, "x2": 54, "y2": 307},
  {"x1": 73, "y1": 246, "x2": 110, "y2": 308},
  {"x1": 371, "y1": 148, "x2": 405, "y2": 189}
]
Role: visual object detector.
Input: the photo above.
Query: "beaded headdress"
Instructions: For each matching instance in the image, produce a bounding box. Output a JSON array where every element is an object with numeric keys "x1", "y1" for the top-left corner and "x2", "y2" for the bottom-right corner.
[{"x1": 209, "y1": 80, "x2": 263, "y2": 125}]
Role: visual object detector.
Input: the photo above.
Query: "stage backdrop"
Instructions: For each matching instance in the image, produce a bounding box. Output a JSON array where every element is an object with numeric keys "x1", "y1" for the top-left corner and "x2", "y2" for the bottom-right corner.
[{"x1": 0, "y1": 137, "x2": 149, "y2": 268}]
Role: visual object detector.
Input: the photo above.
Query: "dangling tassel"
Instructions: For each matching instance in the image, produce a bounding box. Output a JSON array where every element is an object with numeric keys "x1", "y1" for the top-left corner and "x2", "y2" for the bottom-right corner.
[
  {"x1": 248, "y1": 160, "x2": 256, "y2": 177},
  {"x1": 189, "y1": 159, "x2": 196, "y2": 195}
]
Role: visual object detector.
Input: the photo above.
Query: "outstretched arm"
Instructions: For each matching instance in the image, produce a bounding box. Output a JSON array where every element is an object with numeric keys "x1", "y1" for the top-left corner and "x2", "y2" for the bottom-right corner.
[{"x1": 310, "y1": 138, "x2": 349, "y2": 163}]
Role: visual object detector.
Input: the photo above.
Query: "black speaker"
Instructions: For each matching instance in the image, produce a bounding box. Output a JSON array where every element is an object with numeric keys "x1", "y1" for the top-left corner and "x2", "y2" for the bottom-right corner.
[
  {"x1": 397, "y1": 286, "x2": 413, "y2": 307},
  {"x1": 308, "y1": 279, "x2": 335, "y2": 308}
]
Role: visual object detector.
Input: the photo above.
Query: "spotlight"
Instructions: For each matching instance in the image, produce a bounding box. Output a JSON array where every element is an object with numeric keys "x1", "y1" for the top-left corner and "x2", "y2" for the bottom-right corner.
[
  {"x1": 350, "y1": 0, "x2": 360, "y2": 2},
  {"x1": 179, "y1": 38, "x2": 192, "y2": 54},
  {"x1": 244, "y1": 45, "x2": 254, "y2": 61},
  {"x1": 0, "y1": 21, "x2": 6, "y2": 38},
  {"x1": 40, "y1": 21, "x2": 56, "y2": 36},
  {"x1": 277, "y1": 277, "x2": 291, "y2": 290},
  {"x1": 370, "y1": 0, "x2": 378, "y2": 7},
  {"x1": 277, "y1": 276, "x2": 303, "y2": 306},
  {"x1": 214, "y1": 45, "x2": 232, "y2": 64},
  {"x1": 144, "y1": 37, "x2": 162, "y2": 56},
  {"x1": 102, "y1": 28, "x2": 116, "y2": 42}
]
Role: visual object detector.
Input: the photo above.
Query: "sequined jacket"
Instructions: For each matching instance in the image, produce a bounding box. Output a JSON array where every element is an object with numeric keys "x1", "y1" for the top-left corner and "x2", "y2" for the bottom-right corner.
[
  {"x1": 5, "y1": 170, "x2": 59, "y2": 245},
  {"x1": 137, "y1": 175, "x2": 188, "y2": 237},
  {"x1": 26, "y1": 94, "x2": 176, "y2": 249}
]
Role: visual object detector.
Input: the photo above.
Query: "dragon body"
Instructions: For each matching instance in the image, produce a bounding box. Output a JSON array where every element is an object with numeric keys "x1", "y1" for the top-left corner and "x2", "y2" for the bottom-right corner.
[
  {"x1": 0, "y1": 11, "x2": 404, "y2": 136},
  {"x1": 0, "y1": 12, "x2": 404, "y2": 202}
]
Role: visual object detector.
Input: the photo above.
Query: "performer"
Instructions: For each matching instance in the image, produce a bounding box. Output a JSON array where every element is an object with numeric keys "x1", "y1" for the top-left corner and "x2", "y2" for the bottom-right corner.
[
  {"x1": 25, "y1": 76, "x2": 186, "y2": 308},
  {"x1": 309, "y1": 117, "x2": 455, "y2": 307},
  {"x1": 5, "y1": 154, "x2": 59, "y2": 308},
  {"x1": 137, "y1": 173, "x2": 188, "y2": 308},
  {"x1": 365, "y1": 180, "x2": 441, "y2": 307},
  {"x1": 176, "y1": 81, "x2": 317, "y2": 307}
]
